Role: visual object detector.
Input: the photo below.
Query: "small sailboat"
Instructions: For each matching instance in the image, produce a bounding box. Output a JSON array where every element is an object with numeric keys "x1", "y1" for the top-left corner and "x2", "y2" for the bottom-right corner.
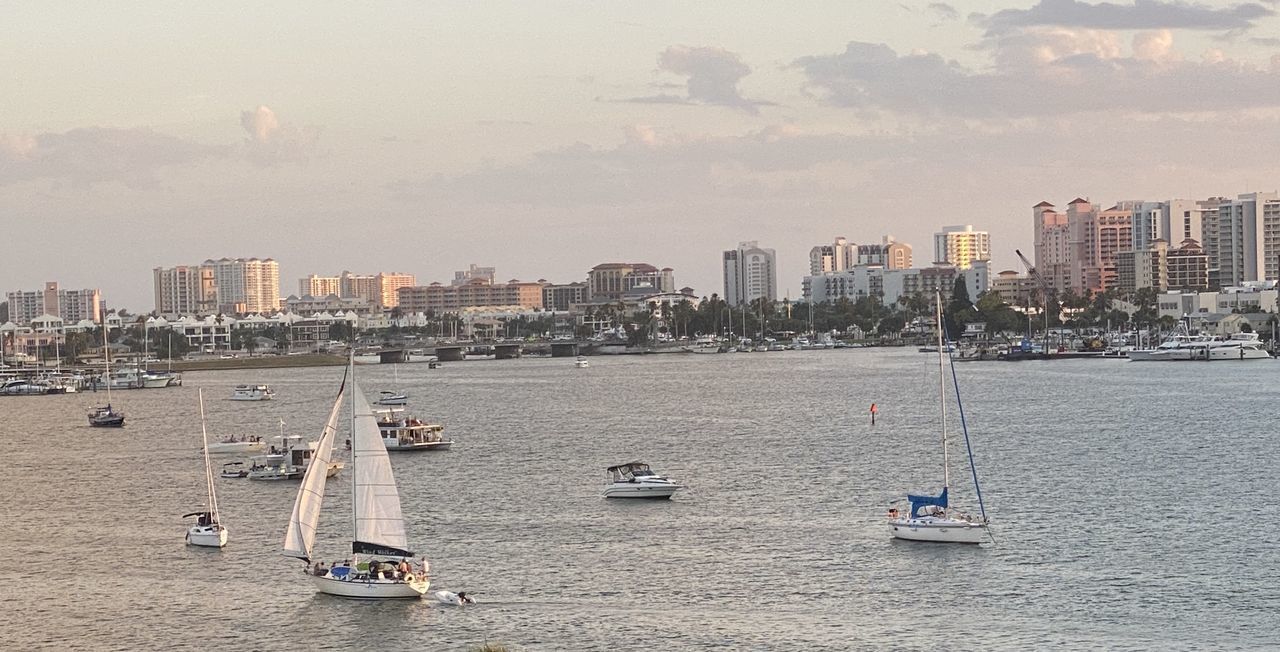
[
  {"x1": 377, "y1": 365, "x2": 409, "y2": 405},
  {"x1": 186, "y1": 389, "x2": 229, "y2": 548},
  {"x1": 282, "y1": 359, "x2": 430, "y2": 598},
  {"x1": 888, "y1": 291, "x2": 990, "y2": 544},
  {"x1": 88, "y1": 317, "x2": 125, "y2": 427}
]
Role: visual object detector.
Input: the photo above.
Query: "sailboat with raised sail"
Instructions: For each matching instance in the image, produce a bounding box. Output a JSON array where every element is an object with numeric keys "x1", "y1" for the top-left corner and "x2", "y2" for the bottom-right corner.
[
  {"x1": 888, "y1": 291, "x2": 990, "y2": 544},
  {"x1": 185, "y1": 388, "x2": 228, "y2": 547},
  {"x1": 282, "y1": 359, "x2": 430, "y2": 598},
  {"x1": 88, "y1": 316, "x2": 125, "y2": 427}
]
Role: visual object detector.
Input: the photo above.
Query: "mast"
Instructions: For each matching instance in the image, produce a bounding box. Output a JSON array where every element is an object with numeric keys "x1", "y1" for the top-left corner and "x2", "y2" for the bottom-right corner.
[
  {"x1": 935, "y1": 290, "x2": 950, "y2": 491},
  {"x1": 349, "y1": 350, "x2": 357, "y2": 542},
  {"x1": 102, "y1": 314, "x2": 113, "y2": 403},
  {"x1": 198, "y1": 388, "x2": 219, "y2": 524}
]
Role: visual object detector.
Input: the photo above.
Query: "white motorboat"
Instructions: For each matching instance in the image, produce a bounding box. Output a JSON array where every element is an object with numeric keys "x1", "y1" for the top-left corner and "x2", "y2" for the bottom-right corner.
[
  {"x1": 231, "y1": 384, "x2": 274, "y2": 401},
  {"x1": 1193, "y1": 332, "x2": 1272, "y2": 360},
  {"x1": 682, "y1": 336, "x2": 722, "y2": 354},
  {"x1": 603, "y1": 461, "x2": 682, "y2": 499},
  {"x1": 889, "y1": 291, "x2": 990, "y2": 544},
  {"x1": 207, "y1": 435, "x2": 266, "y2": 455},
  {"x1": 1126, "y1": 333, "x2": 1211, "y2": 361},
  {"x1": 186, "y1": 389, "x2": 229, "y2": 548},
  {"x1": 249, "y1": 435, "x2": 343, "y2": 480},
  {"x1": 220, "y1": 462, "x2": 248, "y2": 478},
  {"x1": 574, "y1": 356, "x2": 589, "y2": 368},
  {"x1": 142, "y1": 371, "x2": 180, "y2": 388},
  {"x1": 376, "y1": 407, "x2": 453, "y2": 451},
  {"x1": 282, "y1": 360, "x2": 431, "y2": 599}
]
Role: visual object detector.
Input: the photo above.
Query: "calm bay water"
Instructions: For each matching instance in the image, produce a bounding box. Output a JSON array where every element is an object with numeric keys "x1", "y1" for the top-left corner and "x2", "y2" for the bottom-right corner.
[{"x1": 1, "y1": 349, "x2": 1276, "y2": 651}]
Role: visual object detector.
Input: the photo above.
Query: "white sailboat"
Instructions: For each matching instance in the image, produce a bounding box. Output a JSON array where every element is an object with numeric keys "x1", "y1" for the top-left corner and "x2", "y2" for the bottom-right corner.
[
  {"x1": 888, "y1": 291, "x2": 990, "y2": 544},
  {"x1": 282, "y1": 361, "x2": 430, "y2": 599},
  {"x1": 376, "y1": 365, "x2": 409, "y2": 405},
  {"x1": 185, "y1": 388, "x2": 228, "y2": 548}
]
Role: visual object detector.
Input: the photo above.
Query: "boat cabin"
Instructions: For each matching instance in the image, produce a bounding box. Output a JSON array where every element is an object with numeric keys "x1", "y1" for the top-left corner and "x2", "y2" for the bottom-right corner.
[{"x1": 606, "y1": 461, "x2": 656, "y2": 483}]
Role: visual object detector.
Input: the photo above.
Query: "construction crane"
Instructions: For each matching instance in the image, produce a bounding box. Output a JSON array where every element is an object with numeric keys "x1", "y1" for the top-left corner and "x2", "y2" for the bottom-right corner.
[{"x1": 1015, "y1": 249, "x2": 1054, "y2": 355}]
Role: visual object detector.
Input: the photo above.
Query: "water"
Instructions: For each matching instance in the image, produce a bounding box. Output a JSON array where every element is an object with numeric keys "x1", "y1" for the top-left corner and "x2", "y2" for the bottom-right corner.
[{"x1": 1, "y1": 350, "x2": 1275, "y2": 651}]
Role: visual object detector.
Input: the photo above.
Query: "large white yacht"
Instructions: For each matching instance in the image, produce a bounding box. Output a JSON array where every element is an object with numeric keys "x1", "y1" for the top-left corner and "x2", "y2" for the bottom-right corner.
[
  {"x1": 375, "y1": 407, "x2": 453, "y2": 451},
  {"x1": 603, "y1": 461, "x2": 682, "y2": 499},
  {"x1": 1127, "y1": 334, "x2": 1211, "y2": 361},
  {"x1": 1195, "y1": 332, "x2": 1272, "y2": 360}
]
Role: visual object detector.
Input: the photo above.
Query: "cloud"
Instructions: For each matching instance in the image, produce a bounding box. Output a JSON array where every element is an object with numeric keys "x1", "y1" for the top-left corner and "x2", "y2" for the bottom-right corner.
[
  {"x1": 794, "y1": 35, "x2": 1280, "y2": 117},
  {"x1": 928, "y1": 2, "x2": 960, "y2": 21},
  {"x1": 973, "y1": 0, "x2": 1275, "y2": 36},
  {"x1": 625, "y1": 45, "x2": 773, "y2": 113},
  {"x1": 0, "y1": 127, "x2": 222, "y2": 188},
  {"x1": 239, "y1": 105, "x2": 320, "y2": 164}
]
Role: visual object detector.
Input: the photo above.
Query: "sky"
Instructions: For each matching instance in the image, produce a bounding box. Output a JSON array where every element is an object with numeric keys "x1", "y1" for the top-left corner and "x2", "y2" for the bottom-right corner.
[{"x1": 4, "y1": 0, "x2": 1280, "y2": 310}]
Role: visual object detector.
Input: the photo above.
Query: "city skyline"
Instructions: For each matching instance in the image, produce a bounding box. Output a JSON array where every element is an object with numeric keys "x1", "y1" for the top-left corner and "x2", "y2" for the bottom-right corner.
[{"x1": 5, "y1": 2, "x2": 1280, "y2": 309}]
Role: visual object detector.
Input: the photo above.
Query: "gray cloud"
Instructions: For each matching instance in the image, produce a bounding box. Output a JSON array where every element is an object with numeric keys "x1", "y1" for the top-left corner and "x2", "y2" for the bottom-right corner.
[
  {"x1": 626, "y1": 45, "x2": 773, "y2": 113},
  {"x1": 794, "y1": 38, "x2": 1280, "y2": 117},
  {"x1": 0, "y1": 127, "x2": 222, "y2": 188},
  {"x1": 974, "y1": 0, "x2": 1275, "y2": 35},
  {"x1": 928, "y1": 2, "x2": 960, "y2": 21}
]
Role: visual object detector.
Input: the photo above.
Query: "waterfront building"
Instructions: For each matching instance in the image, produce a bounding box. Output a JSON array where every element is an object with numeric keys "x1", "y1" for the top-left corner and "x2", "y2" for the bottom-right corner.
[
  {"x1": 397, "y1": 278, "x2": 545, "y2": 313},
  {"x1": 1167, "y1": 239, "x2": 1210, "y2": 291},
  {"x1": 299, "y1": 275, "x2": 341, "y2": 297},
  {"x1": 1116, "y1": 240, "x2": 1169, "y2": 295},
  {"x1": 990, "y1": 270, "x2": 1036, "y2": 307},
  {"x1": 808, "y1": 237, "x2": 856, "y2": 275},
  {"x1": 542, "y1": 282, "x2": 589, "y2": 312},
  {"x1": 723, "y1": 241, "x2": 777, "y2": 307},
  {"x1": 933, "y1": 225, "x2": 990, "y2": 270},
  {"x1": 202, "y1": 257, "x2": 280, "y2": 314},
  {"x1": 283, "y1": 294, "x2": 376, "y2": 315},
  {"x1": 1156, "y1": 283, "x2": 1279, "y2": 320},
  {"x1": 154, "y1": 266, "x2": 217, "y2": 316},
  {"x1": 5, "y1": 282, "x2": 102, "y2": 326},
  {"x1": 587, "y1": 263, "x2": 675, "y2": 302},
  {"x1": 806, "y1": 260, "x2": 988, "y2": 306}
]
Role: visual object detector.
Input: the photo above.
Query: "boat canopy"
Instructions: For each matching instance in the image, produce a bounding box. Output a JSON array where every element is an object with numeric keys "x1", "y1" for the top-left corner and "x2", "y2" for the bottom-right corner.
[
  {"x1": 907, "y1": 486, "x2": 948, "y2": 518},
  {"x1": 606, "y1": 461, "x2": 650, "y2": 472},
  {"x1": 182, "y1": 511, "x2": 212, "y2": 519}
]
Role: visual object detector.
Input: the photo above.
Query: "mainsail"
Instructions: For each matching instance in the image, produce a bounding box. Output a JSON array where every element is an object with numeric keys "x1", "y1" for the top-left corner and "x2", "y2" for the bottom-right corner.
[
  {"x1": 281, "y1": 383, "x2": 346, "y2": 562},
  {"x1": 351, "y1": 382, "x2": 412, "y2": 557}
]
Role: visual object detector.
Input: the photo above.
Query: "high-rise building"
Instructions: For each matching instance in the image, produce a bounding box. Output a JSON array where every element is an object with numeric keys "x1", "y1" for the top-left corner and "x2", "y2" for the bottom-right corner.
[
  {"x1": 339, "y1": 271, "x2": 379, "y2": 306},
  {"x1": 397, "y1": 279, "x2": 545, "y2": 313},
  {"x1": 933, "y1": 225, "x2": 990, "y2": 270},
  {"x1": 1033, "y1": 201, "x2": 1073, "y2": 295},
  {"x1": 1167, "y1": 239, "x2": 1210, "y2": 291},
  {"x1": 723, "y1": 241, "x2": 777, "y2": 307},
  {"x1": 1036, "y1": 199, "x2": 1132, "y2": 294},
  {"x1": 299, "y1": 275, "x2": 341, "y2": 297},
  {"x1": 5, "y1": 282, "x2": 102, "y2": 325},
  {"x1": 203, "y1": 257, "x2": 280, "y2": 314},
  {"x1": 806, "y1": 261, "x2": 988, "y2": 306},
  {"x1": 453, "y1": 265, "x2": 496, "y2": 286},
  {"x1": 587, "y1": 264, "x2": 675, "y2": 302},
  {"x1": 1210, "y1": 192, "x2": 1280, "y2": 286},
  {"x1": 808, "y1": 237, "x2": 856, "y2": 276},
  {"x1": 377, "y1": 273, "x2": 416, "y2": 309},
  {"x1": 1116, "y1": 239, "x2": 1169, "y2": 295},
  {"x1": 542, "y1": 282, "x2": 589, "y2": 311},
  {"x1": 154, "y1": 266, "x2": 217, "y2": 315},
  {"x1": 857, "y1": 236, "x2": 912, "y2": 269}
]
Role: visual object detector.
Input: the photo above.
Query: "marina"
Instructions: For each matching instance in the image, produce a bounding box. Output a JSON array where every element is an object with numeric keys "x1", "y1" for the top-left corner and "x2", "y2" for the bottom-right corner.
[{"x1": 1, "y1": 350, "x2": 1273, "y2": 649}]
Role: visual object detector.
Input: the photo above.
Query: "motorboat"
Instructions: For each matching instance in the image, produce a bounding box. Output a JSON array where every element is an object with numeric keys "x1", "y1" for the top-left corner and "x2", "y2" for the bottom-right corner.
[
  {"x1": 682, "y1": 336, "x2": 721, "y2": 354},
  {"x1": 575, "y1": 356, "x2": 589, "y2": 368},
  {"x1": 283, "y1": 358, "x2": 431, "y2": 599},
  {"x1": 142, "y1": 371, "x2": 180, "y2": 388},
  {"x1": 186, "y1": 389, "x2": 229, "y2": 548},
  {"x1": 603, "y1": 461, "x2": 682, "y2": 499},
  {"x1": 231, "y1": 384, "x2": 274, "y2": 401},
  {"x1": 375, "y1": 407, "x2": 453, "y2": 451},
  {"x1": 88, "y1": 404, "x2": 125, "y2": 427},
  {"x1": 889, "y1": 291, "x2": 989, "y2": 544},
  {"x1": 1193, "y1": 332, "x2": 1272, "y2": 360},
  {"x1": 1, "y1": 378, "x2": 55, "y2": 395},
  {"x1": 376, "y1": 391, "x2": 409, "y2": 406},
  {"x1": 249, "y1": 436, "x2": 343, "y2": 480},
  {"x1": 207, "y1": 435, "x2": 266, "y2": 455},
  {"x1": 220, "y1": 462, "x2": 249, "y2": 478}
]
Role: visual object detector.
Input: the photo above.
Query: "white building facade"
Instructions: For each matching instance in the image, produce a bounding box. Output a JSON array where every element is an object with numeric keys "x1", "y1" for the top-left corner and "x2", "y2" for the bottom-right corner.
[
  {"x1": 933, "y1": 225, "x2": 990, "y2": 270},
  {"x1": 723, "y1": 241, "x2": 777, "y2": 307}
]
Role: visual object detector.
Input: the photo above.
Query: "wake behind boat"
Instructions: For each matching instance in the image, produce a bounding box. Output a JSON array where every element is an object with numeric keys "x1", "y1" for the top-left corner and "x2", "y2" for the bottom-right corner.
[
  {"x1": 888, "y1": 291, "x2": 990, "y2": 544},
  {"x1": 282, "y1": 359, "x2": 431, "y2": 599}
]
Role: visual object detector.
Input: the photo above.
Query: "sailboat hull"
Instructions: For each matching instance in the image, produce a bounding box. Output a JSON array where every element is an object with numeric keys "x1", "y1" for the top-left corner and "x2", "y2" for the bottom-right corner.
[
  {"x1": 889, "y1": 517, "x2": 986, "y2": 544},
  {"x1": 310, "y1": 573, "x2": 429, "y2": 599},
  {"x1": 186, "y1": 525, "x2": 228, "y2": 548}
]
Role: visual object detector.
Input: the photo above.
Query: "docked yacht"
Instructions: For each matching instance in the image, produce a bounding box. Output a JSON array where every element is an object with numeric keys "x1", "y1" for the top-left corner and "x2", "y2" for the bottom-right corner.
[
  {"x1": 231, "y1": 384, "x2": 275, "y2": 401},
  {"x1": 1195, "y1": 332, "x2": 1272, "y2": 360},
  {"x1": 375, "y1": 407, "x2": 453, "y2": 451},
  {"x1": 100, "y1": 366, "x2": 144, "y2": 390},
  {"x1": 1, "y1": 378, "x2": 54, "y2": 395},
  {"x1": 682, "y1": 336, "x2": 722, "y2": 354},
  {"x1": 603, "y1": 461, "x2": 682, "y2": 499},
  {"x1": 1127, "y1": 334, "x2": 1206, "y2": 361}
]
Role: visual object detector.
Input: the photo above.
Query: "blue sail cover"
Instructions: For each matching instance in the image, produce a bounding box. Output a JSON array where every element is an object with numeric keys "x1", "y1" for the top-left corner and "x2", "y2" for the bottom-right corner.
[{"x1": 907, "y1": 487, "x2": 948, "y2": 518}]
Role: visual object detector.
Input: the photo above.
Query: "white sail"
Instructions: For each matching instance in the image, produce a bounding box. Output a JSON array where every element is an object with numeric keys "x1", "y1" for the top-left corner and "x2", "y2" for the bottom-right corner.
[
  {"x1": 281, "y1": 385, "x2": 345, "y2": 561},
  {"x1": 351, "y1": 382, "x2": 410, "y2": 554}
]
